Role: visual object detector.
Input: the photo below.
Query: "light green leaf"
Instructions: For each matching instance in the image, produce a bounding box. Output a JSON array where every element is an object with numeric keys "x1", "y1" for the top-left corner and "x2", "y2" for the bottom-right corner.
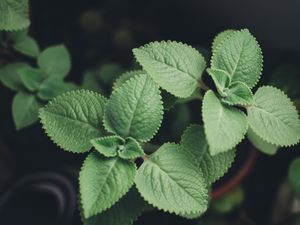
[
  {"x1": 207, "y1": 68, "x2": 230, "y2": 95},
  {"x1": 80, "y1": 152, "x2": 136, "y2": 218},
  {"x1": 37, "y1": 45, "x2": 71, "y2": 78},
  {"x1": 203, "y1": 90, "x2": 248, "y2": 155},
  {"x1": 222, "y1": 81, "x2": 254, "y2": 106},
  {"x1": 91, "y1": 136, "x2": 125, "y2": 157},
  {"x1": 247, "y1": 127, "x2": 278, "y2": 155},
  {"x1": 133, "y1": 41, "x2": 206, "y2": 98},
  {"x1": 39, "y1": 90, "x2": 107, "y2": 153},
  {"x1": 247, "y1": 86, "x2": 300, "y2": 146},
  {"x1": 135, "y1": 143, "x2": 209, "y2": 216},
  {"x1": 0, "y1": 62, "x2": 29, "y2": 91},
  {"x1": 0, "y1": 0, "x2": 30, "y2": 31},
  {"x1": 211, "y1": 29, "x2": 235, "y2": 53},
  {"x1": 19, "y1": 67, "x2": 44, "y2": 91},
  {"x1": 112, "y1": 70, "x2": 144, "y2": 90},
  {"x1": 288, "y1": 158, "x2": 300, "y2": 199},
  {"x1": 211, "y1": 29, "x2": 263, "y2": 88},
  {"x1": 81, "y1": 187, "x2": 146, "y2": 225},
  {"x1": 12, "y1": 91, "x2": 41, "y2": 130},
  {"x1": 37, "y1": 77, "x2": 76, "y2": 101},
  {"x1": 104, "y1": 74, "x2": 163, "y2": 141},
  {"x1": 13, "y1": 36, "x2": 40, "y2": 58},
  {"x1": 118, "y1": 137, "x2": 145, "y2": 159},
  {"x1": 180, "y1": 125, "x2": 235, "y2": 184}
]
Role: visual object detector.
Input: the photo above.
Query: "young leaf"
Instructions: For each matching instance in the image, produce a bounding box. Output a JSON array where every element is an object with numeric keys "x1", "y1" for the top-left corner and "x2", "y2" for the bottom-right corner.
[
  {"x1": 288, "y1": 158, "x2": 300, "y2": 199},
  {"x1": 133, "y1": 41, "x2": 206, "y2": 98},
  {"x1": 104, "y1": 74, "x2": 163, "y2": 142},
  {"x1": 247, "y1": 86, "x2": 300, "y2": 146},
  {"x1": 222, "y1": 81, "x2": 254, "y2": 106},
  {"x1": 211, "y1": 29, "x2": 235, "y2": 53},
  {"x1": 0, "y1": 62, "x2": 29, "y2": 91},
  {"x1": 180, "y1": 125, "x2": 235, "y2": 184},
  {"x1": 91, "y1": 136, "x2": 125, "y2": 157},
  {"x1": 135, "y1": 143, "x2": 209, "y2": 216},
  {"x1": 112, "y1": 70, "x2": 144, "y2": 90},
  {"x1": 39, "y1": 90, "x2": 107, "y2": 153},
  {"x1": 0, "y1": 0, "x2": 30, "y2": 31},
  {"x1": 118, "y1": 137, "x2": 145, "y2": 159},
  {"x1": 202, "y1": 90, "x2": 248, "y2": 155},
  {"x1": 81, "y1": 187, "x2": 146, "y2": 225},
  {"x1": 37, "y1": 77, "x2": 76, "y2": 101},
  {"x1": 37, "y1": 45, "x2": 71, "y2": 78},
  {"x1": 247, "y1": 128, "x2": 278, "y2": 155},
  {"x1": 13, "y1": 36, "x2": 40, "y2": 58},
  {"x1": 12, "y1": 92, "x2": 41, "y2": 130},
  {"x1": 80, "y1": 152, "x2": 136, "y2": 218},
  {"x1": 19, "y1": 67, "x2": 44, "y2": 91},
  {"x1": 207, "y1": 68, "x2": 231, "y2": 95},
  {"x1": 211, "y1": 29, "x2": 263, "y2": 88}
]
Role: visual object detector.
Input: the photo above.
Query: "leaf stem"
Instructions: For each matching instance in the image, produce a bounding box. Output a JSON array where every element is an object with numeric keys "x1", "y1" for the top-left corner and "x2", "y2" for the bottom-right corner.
[{"x1": 198, "y1": 80, "x2": 210, "y2": 91}]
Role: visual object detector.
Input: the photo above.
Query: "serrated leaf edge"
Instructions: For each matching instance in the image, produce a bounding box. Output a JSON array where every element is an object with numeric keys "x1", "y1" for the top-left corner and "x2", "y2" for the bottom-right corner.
[
  {"x1": 112, "y1": 69, "x2": 145, "y2": 90},
  {"x1": 39, "y1": 89, "x2": 107, "y2": 154}
]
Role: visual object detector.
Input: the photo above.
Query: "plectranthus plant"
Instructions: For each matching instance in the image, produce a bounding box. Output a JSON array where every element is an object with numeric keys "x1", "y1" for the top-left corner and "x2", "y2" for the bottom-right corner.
[{"x1": 39, "y1": 29, "x2": 300, "y2": 224}]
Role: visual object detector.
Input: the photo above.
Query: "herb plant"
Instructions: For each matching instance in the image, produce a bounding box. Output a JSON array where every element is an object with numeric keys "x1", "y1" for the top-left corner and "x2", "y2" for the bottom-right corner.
[{"x1": 37, "y1": 29, "x2": 300, "y2": 224}]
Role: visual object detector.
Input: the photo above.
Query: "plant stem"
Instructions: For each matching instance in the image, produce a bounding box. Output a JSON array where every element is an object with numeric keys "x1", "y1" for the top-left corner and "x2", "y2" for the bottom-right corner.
[{"x1": 198, "y1": 80, "x2": 210, "y2": 91}]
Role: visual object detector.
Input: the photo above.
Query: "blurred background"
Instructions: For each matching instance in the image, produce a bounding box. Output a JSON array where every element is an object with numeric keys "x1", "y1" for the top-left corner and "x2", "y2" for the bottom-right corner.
[{"x1": 0, "y1": 0, "x2": 300, "y2": 224}]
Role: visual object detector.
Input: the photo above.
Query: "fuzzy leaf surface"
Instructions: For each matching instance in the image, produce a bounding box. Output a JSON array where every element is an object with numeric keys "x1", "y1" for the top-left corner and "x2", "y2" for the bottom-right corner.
[
  {"x1": 39, "y1": 90, "x2": 107, "y2": 153},
  {"x1": 37, "y1": 45, "x2": 71, "y2": 78},
  {"x1": 211, "y1": 29, "x2": 263, "y2": 88},
  {"x1": 135, "y1": 143, "x2": 209, "y2": 216},
  {"x1": 247, "y1": 86, "x2": 300, "y2": 146},
  {"x1": 247, "y1": 128, "x2": 278, "y2": 155},
  {"x1": 12, "y1": 91, "x2": 41, "y2": 130},
  {"x1": 133, "y1": 41, "x2": 206, "y2": 98},
  {"x1": 203, "y1": 90, "x2": 248, "y2": 155},
  {"x1": 82, "y1": 188, "x2": 146, "y2": 225},
  {"x1": 222, "y1": 81, "x2": 254, "y2": 106},
  {"x1": 0, "y1": 0, "x2": 30, "y2": 31},
  {"x1": 180, "y1": 125, "x2": 235, "y2": 184},
  {"x1": 118, "y1": 137, "x2": 145, "y2": 159},
  {"x1": 207, "y1": 68, "x2": 230, "y2": 95},
  {"x1": 112, "y1": 70, "x2": 144, "y2": 90},
  {"x1": 211, "y1": 30, "x2": 235, "y2": 53},
  {"x1": 80, "y1": 152, "x2": 136, "y2": 218},
  {"x1": 104, "y1": 74, "x2": 163, "y2": 141},
  {"x1": 91, "y1": 136, "x2": 125, "y2": 157}
]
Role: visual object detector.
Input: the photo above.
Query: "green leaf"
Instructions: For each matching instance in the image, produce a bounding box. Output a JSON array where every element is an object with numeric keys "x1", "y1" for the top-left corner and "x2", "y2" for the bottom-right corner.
[
  {"x1": 112, "y1": 70, "x2": 144, "y2": 90},
  {"x1": 135, "y1": 143, "x2": 209, "y2": 216},
  {"x1": 12, "y1": 91, "x2": 41, "y2": 130},
  {"x1": 91, "y1": 136, "x2": 125, "y2": 157},
  {"x1": 80, "y1": 152, "x2": 136, "y2": 218},
  {"x1": 222, "y1": 81, "x2": 254, "y2": 106},
  {"x1": 37, "y1": 77, "x2": 76, "y2": 101},
  {"x1": 118, "y1": 137, "x2": 145, "y2": 159},
  {"x1": 180, "y1": 125, "x2": 235, "y2": 184},
  {"x1": 19, "y1": 67, "x2": 44, "y2": 91},
  {"x1": 247, "y1": 86, "x2": 300, "y2": 146},
  {"x1": 211, "y1": 30, "x2": 235, "y2": 53},
  {"x1": 0, "y1": 62, "x2": 29, "y2": 91},
  {"x1": 212, "y1": 187, "x2": 244, "y2": 214},
  {"x1": 13, "y1": 36, "x2": 40, "y2": 58},
  {"x1": 39, "y1": 90, "x2": 107, "y2": 153},
  {"x1": 81, "y1": 187, "x2": 146, "y2": 225},
  {"x1": 203, "y1": 90, "x2": 248, "y2": 155},
  {"x1": 37, "y1": 45, "x2": 71, "y2": 78},
  {"x1": 211, "y1": 29, "x2": 263, "y2": 88},
  {"x1": 0, "y1": 0, "x2": 30, "y2": 31},
  {"x1": 207, "y1": 68, "x2": 231, "y2": 95},
  {"x1": 247, "y1": 128, "x2": 278, "y2": 155},
  {"x1": 288, "y1": 158, "x2": 300, "y2": 199},
  {"x1": 104, "y1": 74, "x2": 163, "y2": 141},
  {"x1": 133, "y1": 41, "x2": 206, "y2": 98}
]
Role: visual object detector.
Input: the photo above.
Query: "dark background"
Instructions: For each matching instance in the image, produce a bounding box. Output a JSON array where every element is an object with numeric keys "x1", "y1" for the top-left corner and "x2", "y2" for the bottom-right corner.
[{"x1": 0, "y1": 0, "x2": 300, "y2": 225}]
